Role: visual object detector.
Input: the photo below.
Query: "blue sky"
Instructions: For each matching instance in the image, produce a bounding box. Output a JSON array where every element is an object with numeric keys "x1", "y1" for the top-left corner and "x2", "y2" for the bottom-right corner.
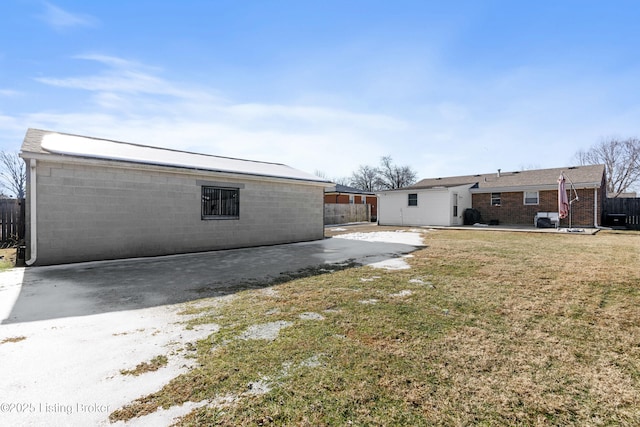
[{"x1": 1, "y1": 1, "x2": 639, "y2": 181}]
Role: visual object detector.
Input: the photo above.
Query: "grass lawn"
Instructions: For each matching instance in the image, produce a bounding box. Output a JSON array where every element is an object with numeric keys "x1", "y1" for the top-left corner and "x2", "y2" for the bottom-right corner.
[
  {"x1": 0, "y1": 247, "x2": 16, "y2": 270},
  {"x1": 110, "y1": 228, "x2": 640, "y2": 426}
]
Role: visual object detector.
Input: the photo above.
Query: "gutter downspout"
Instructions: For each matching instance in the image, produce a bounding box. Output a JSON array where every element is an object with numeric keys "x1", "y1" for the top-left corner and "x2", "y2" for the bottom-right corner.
[
  {"x1": 594, "y1": 187, "x2": 611, "y2": 230},
  {"x1": 25, "y1": 159, "x2": 37, "y2": 266},
  {"x1": 594, "y1": 187, "x2": 598, "y2": 227}
]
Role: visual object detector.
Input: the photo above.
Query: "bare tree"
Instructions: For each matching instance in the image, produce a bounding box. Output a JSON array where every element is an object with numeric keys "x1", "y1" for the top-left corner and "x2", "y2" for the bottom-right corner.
[
  {"x1": 350, "y1": 165, "x2": 382, "y2": 192},
  {"x1": 332, "y1": 176, "x2": 352, "y2": 186},
  {"x1": 319, "y1": 157, "x2": 418, "y2": 192},
  {"x1": 0, "y1": 151, "x2": 26, "y2": 198},
  {"x1": 574, "y1": 138, "x2": 640, "y2": 197},
  {"x1": 315, "y1": 170, "x2": 350, "y2": 186},
  {"x1": 518, "y1": 163, "x2": 541, "y2": 171},
  {"x1": 377, "y1": 156, "x2": 418, "y2": 190}
]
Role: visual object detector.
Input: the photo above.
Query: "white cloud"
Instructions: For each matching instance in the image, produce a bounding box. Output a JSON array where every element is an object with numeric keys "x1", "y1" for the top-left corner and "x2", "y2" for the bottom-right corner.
[
  {"x1": 0, "y1": 89, "x2": 22, "y2": 97},
  {"x1": 75, "y1": 54, "x2": 140, "y2": 69},
  {"x1": 39, "y1": 2, "x2": 98, "y2": 31},
  {"x1": 17, "y1": 108, "x2": 392, "y2": 179},
  {"x1": 8, "y1": 53, "x2": 640, "y2": 181},
  {"x1": 16, "y1": 55, "x2": 405, "y2": 177},
  {"x1": 227, "y1": 104, "x2": 407, "y2": 131},
  {"x1": 36, "y1": 69, "x2": 200, "y2": 100}
]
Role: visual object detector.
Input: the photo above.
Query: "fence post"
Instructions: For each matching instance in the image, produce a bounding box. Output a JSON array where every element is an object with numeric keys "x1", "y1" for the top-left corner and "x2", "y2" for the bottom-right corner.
[
  {"x1": 18, "y1": 198, "x2": 25, "y2": 241},
  {"x1": 604, "y1": 197, "x2": 640, "y2": 230},
  {"x1": 0, "y1": 199, "x2": 24, "y2": 246}
]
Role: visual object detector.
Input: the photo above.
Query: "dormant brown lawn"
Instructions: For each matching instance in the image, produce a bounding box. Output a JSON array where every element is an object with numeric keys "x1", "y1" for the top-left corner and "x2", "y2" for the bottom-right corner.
[{"x1": 111, "y1": 228, "x2": 640, "y2": 426}]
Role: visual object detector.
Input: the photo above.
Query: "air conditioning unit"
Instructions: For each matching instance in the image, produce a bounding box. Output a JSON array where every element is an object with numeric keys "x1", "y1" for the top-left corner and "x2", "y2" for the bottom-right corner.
[{"x1": 534, "y1": 212, "x2": 559, "y2": 228}]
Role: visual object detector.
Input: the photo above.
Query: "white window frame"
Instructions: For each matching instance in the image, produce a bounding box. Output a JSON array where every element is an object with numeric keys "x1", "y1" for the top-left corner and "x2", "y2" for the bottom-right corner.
[
  {"x1": 452, "y1": 193, "x2": 458, "y2": 217},
  {"x1": 523, "y1": 191, "x2": 539, "y2": 205},
  {"x1": 490, "y1": 193, "x2": 501, "y2": 206}
]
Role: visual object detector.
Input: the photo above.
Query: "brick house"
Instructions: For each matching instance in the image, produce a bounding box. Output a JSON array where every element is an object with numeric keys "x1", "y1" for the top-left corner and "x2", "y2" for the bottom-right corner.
[
  {"x1": 377, "y1": 165, "x2": 606, "y2": 228},
  {"x1": 19, "y1": 129, "x2": 331, "y2": 265}
]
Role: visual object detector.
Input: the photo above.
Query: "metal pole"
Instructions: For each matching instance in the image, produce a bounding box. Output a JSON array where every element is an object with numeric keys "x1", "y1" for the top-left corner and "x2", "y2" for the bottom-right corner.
[
  {"x1": 565, "y1": 173, "x2": 579, "y2": 231},
  {"x1": 568, "y1": 197, "x2": 579, "y2": 230}
]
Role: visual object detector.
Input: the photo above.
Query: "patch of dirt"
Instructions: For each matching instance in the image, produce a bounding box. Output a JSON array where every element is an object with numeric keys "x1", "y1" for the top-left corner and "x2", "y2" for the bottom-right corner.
[
  {"x1": 389, "y1": 290, "x2": 413, "y2": 298},
  {"x1": 120, "y1": 355, "x2": 169, "y2": 376},
  {"x1": 298, "y1": 312, "x2": 325, "y2": 321},
  {"x1": 239, "y1": 321, "x2": 293, "y2": 341},
  {"x1": 270, "y1": 260, "x2": 360, "y2": 285},
  {"x1": 1, "y1": 336, "x2": 27, "y2": 344},
  {"x1": 0, "y1": 247, "x2": 17, "y2": 266}
]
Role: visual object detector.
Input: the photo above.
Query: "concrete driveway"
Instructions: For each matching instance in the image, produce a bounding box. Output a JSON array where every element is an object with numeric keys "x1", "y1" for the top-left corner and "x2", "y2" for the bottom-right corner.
[
  {"x1": 1, "y1": 235, "x2": 422, "y2": 324},
  {"x1": 0, "y1": 232, "x2": 425, "y2": 427}
]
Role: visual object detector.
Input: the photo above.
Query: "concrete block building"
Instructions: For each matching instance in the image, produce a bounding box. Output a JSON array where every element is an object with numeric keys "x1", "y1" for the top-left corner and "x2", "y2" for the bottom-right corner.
[{"x1": 20, "y1": 129, "x2": 331, "y2": 265}]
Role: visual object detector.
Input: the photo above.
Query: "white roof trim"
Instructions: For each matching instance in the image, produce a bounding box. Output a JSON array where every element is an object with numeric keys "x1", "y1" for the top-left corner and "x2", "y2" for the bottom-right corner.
[
  {"x1": 376, "y1": 183, "x2": 474, "y2": 195},
  {"x1": 40, "y1": 133, "x2": 329, "y2": 184}
]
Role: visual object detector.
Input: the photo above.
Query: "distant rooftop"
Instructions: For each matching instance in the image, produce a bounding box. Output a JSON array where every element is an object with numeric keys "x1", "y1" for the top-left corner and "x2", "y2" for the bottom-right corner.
[
  {"x1": 326, "y1": 184, "x2": 375, "y2": 195},
  {"x1": 404, "y1": 165, "x2": 605, "y2": 192},
  {"x1": 20, "y1": 129, "x2": 331, "y2": 184}
]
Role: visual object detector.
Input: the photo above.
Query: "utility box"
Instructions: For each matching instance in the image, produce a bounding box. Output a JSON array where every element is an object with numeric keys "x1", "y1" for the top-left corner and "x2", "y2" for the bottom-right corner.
[
  {"x1": 536, "y1": 217, "x2": 554, "y2": 228},
  {"x1": 534, "y1": 212, "x2": 559, "y2": 228},
  {"x1": 606, "y1": 214, "x2": 627, "y2": 227}
]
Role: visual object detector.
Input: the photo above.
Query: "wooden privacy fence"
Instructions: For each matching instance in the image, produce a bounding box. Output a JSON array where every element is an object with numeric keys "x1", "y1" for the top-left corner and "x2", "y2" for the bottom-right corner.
[
  {"x1": 604, "y1": 197, "x2": 640, "y2": 230},
  {"x1": 0, "y1": 198, "x2": 25, "y2": 245},
  {"x1": 324, "y1": 203, "x2": 371, "y2": 225}
]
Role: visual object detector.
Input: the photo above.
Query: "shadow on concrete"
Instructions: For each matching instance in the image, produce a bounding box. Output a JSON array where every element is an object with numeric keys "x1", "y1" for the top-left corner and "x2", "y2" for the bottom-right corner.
[{"x1": 1, "y1": 237, "x2": 422, "y2": 324}]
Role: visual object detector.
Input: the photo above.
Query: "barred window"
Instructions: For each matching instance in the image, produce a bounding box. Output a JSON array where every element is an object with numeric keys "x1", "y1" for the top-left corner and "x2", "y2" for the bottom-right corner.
[{"x1": 201, "y1": 186, "x2": 239, "y2": 219}]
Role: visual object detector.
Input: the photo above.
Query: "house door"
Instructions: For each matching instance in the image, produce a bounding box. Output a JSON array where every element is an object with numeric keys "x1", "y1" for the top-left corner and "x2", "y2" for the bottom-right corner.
[{"x1": 452, "y1": 193, "x2": 459, "y2": 225}]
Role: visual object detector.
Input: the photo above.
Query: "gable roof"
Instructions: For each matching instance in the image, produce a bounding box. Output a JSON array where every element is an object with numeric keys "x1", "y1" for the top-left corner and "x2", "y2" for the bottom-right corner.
[
  {"x1": 20, "y1": 129, "x2": 331, "y2": 184},
  {"x1": 406, "y1": 165, "x2": 605, "y2": 192},
  {"x1": 326, "y1": 184, "x2": 375, "y2": 195}
]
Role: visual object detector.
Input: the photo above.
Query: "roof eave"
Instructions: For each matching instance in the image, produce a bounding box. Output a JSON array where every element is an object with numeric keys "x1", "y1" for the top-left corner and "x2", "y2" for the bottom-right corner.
[
  {"x1": 376, "y1": 183, "x2": 475, "y2": 195},
  {"x1": 19, "y1": 150, "x2": 332, "y2": 187},
  {"x1": 470, "y1": 182, "x2": 603, "y2": 193},
  {"x1": 325, "y1": 190, "x2": 375, "y2": 195}
]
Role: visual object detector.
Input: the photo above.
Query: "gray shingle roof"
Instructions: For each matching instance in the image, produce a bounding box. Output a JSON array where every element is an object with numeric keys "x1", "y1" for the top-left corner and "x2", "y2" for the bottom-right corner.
[
  {"x1": 406, "y1": 165, "x2": 605, "y2": 192},
  {"x1": 326, "y1": 184, "x2": 375, "y2": 195}
]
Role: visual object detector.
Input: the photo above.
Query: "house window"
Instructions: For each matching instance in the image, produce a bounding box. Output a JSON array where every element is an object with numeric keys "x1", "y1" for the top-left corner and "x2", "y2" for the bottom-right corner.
[
  {"x1": 524, "y1": 191, "x2": 539, "y2": 205},
  {"x1": 453, "y1": 193, "x2": 458, "y2": 217},
  {"x1": 408, "y1": 193, "x2": 418, "y2": 206},
  {"x1": 201, "y1": 186, "x2": 239, "y2": 219},
  {"x1": 349, "y1": 195, "x2": 355, "y2": 204},
  {"x1": 491, "y1": 193, "x2": 501, "y2": 206}
]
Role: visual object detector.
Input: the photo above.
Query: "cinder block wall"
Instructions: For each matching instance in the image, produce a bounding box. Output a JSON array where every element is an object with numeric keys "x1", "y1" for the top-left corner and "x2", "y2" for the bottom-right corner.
[{"x1": 30, "y1": 159, "x2": 324, "y2": 265}]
